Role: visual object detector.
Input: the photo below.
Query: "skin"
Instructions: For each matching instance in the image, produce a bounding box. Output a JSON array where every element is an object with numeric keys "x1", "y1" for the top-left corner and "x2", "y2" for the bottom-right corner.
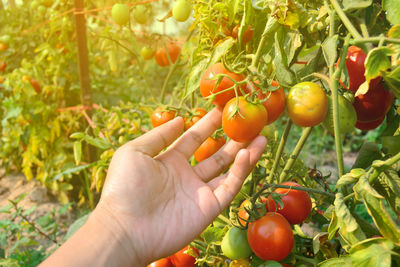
[{"x1": 41, "y1": 108, "x2": 266, "y2": 267}]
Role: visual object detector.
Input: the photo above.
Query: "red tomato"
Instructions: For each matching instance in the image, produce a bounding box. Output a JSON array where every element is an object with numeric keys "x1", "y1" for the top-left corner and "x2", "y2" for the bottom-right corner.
[
  {"x1": 200, "y1": 63, "x2": 245, "y2": 106},
  {"x1": 353, "y1": 81, "x2": 394, "y2": 123},
  {"x1": 222, "y1": 96, "x2": 268, "y2": 143},
  {"x1": 0, "y1": 43, "x2": 8, "y2": 51},
  {"x1": 151, "y1": 107, "x2": 176, "y2": 128},
  {"x1": 184, "y1": 108, "x2": 207, "y2": 130},
  {"x1": 155, "y1": 43, "x2": 181, "y2": 67},
  {"x1": 237, "y1": 197, "x2": 267, "y2": 226},
  {"x1": 29, "y1": 78, "x2": 41, "y2": 94},
  {"x1": 267, "y1": 182, "x2": 312, "y2": 225},
  {"x1": 0, "y1": 60, "x2": 6, "y2": 72},
  {"x1": 247, "y1": 212, "x2": 294, "y2": 261},
  {"x1": 194, "y1": 136, "x2": 225, "y2": 162},
  {"x1": 147, "y1": 258, "x2": 172, "y2": 267},
  {"x1": 341, "y1": 45, "x2": 381, "y2": 93},
  {"x1": 170, "y1": 245, "x2": 199, "y2": 267},
  {"x1": 355, "y1": 116, "x2": 385, "y2": 131},
  {"x1": 231, "y1": 25, "x2": 254, "y2": 44},
  {"x1": 248, "y1": 81, "x2": 286, "y2": 125}
]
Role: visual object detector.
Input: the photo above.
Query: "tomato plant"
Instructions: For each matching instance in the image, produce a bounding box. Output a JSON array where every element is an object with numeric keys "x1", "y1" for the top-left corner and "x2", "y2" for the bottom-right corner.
[
  {"x1": 247, "y1": 212, "x2": 294, "y2": 261},
  {"x1": 287, "y1": 82, "x2": 328, "y2": 127},
  {"x1": 172, "y1": 0, "x2": 192, "y2": 22},
  {"x1": 221, "y1": 227, "x2": 252, "y2": 260},
  {"x1": 194, "y1": 136, "x2": 225, "y2": 162},
  {"x1": 151, "y1": 107, "x2": 177, "y2": 128},
  {"x1": 184, "y1": 108, "x2": 207, "y2": 130},
  {"x1": 267, "y1": 182, "x2": 312, "y2": 225},
  {"x1": 147, "y1": 258, "x2": 172, "y2": 267},
  {"x1": 237, "y1": 197, "x2": 267, "y2": 226},
  {"x1": 111, "y1": 3, "x2": 130, "y2": 26},
  {"x1": 200, "y1": 63, "x2": 245, "y2": 106},
  {"x1": 155, "y1": 43, "x2": 181, "y2": 67},
  {"x1": 133, "y1": 5, "x2": 150, "y2": 25},
  {"x1": 322, "y1": 94, "x2": 356, "y2": 135},
  {"x1": 222, "y1": 96, "x2": 268, "y2": 143},
  {"x1": 170, "y1": 245, "x2": 199, "y2": 267}
]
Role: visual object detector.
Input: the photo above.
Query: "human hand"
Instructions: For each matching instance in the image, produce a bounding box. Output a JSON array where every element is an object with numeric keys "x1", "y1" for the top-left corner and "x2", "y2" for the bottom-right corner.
[{"x1": 42, "y1": 108, "x2": 266, "y2": 267}]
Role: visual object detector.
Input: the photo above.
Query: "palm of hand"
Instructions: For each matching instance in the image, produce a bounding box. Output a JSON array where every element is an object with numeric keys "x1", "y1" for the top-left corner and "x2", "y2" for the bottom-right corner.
[{"x1": 96, "y1": 108, "x2": 266, "y2": 265}]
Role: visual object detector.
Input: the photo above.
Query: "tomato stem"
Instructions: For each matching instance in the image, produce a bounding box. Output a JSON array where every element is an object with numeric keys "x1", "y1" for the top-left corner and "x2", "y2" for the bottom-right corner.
[
  {"x1": 278, "y1": 127, "x2": 313, "y2": 183},
  {"x1": 217, "y1": 214, "x2": 231, "y2": 225},
  {"x1": 329, "y1": 0, "x2": 362, "y2": 39},
  {"x1": 350, "y1": 37, "x2": 400, "y2": 46},
  {"x1": 267, "y1": 120, "x2": 293, "y2": 184}
]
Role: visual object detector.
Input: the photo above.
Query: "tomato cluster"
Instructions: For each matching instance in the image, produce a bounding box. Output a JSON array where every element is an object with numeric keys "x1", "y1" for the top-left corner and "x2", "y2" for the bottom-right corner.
[
  {"x1": 342, "y1": 46, "x2": 394, "y2": 130},
  {"x1": 148, "y1": 245, "x2": 199, "y2": 267}
]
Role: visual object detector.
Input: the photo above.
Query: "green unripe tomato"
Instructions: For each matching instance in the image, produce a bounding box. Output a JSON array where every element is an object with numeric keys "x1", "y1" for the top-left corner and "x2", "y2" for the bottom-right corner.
[
  {"x1": 172, "y1": 0, "x2": 192, "y2": 22},
  {"x1": 221, "y1": 227, "x2": 252, "y2": 260},
  {"x1": 133, "y1": 5, "x2": 149, "y2": 24},
  {"x1": 141, "y1": 47, "x2": 154, "y2": 60},
  {"x1": 111, "y1": 3, "x2": 130, "y2": 26},
  {"x1": 322, "y1": 94, "x2": 357, "y2": 135}
]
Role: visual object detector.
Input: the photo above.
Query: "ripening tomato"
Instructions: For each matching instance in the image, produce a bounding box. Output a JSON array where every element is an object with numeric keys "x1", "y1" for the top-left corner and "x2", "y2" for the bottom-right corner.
[
  {"x1": 353, "y1": 81, "x2": 394, "y2": 123},
  {"x1": 287, "y1": 82, "x2": 328, "y2": 127},
  {"x1": 184, "y1": 108, "x2": 207, "y2": 130},
  {"x1": 141, "y1": 46, "x2": 155, "y2": 60},
  {"x1": 267, "y1": 182, "x2": 312, "y2": 225},
  {"x1": 155, "y1": 43, "x2": 181, "y2": 67},
  {"x1": 237, "y1": 198, "x2": 267, "y2": 226},
  {"x1": 133, "y1": 5, "x2": 150, "y2": 24},
  {"x1": 247, "y1": 212, "x2": 294, "y2": 261},
  {"x1": 0, "y1": 60, "x2": 6, "y2": 72},
  {"x1": 172, "y1": 0, "x2": 192, "y2": 22},
  {"x1": 222, "y1": 97, "x2": 268, "y2": 143},
  {"x1": 356, "y1": 116, "x2": 385, "y2": 131},
  {"x1": 0, "y1": 42, "x2": 8, "y2": 51},
  {"x1": 170, "y1": 245, "x2": 199, "y2": 267},
  {"x1": 194, "y1": 136, "x2": 225, "y2": 162},
  {"x1": 231, "y1": 25, "x2": 254, "y2": 44},
  {"x1": 340, "y1": 45, "x2": 381, "y2": 93},
  {"x1": 29, "y1": 78, "x2": 41, "y2": 94},
  {"x1": 248, "y1": 81, "x2": 286, "y2": 125},
  {"x1": 200, "y1": 63, "x2": 246, "y2": 106},
  {"x1": 221, "y1": 227, "x2": 252, "y2": 260},
  {"x1": 111, "y1": 3, "x2": 130, "y2": 26},
  {"x1": 147, "y1": 258, "x2": 172, "y2": 267},
  {"x1": 151, "y1": 107, "x2": 176, "y2": 128}
]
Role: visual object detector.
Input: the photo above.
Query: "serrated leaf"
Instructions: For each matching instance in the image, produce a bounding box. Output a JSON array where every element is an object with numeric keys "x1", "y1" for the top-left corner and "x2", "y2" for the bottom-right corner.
[
  {"x1": 374, "y1": 169, "x2": 400, "y2": 216},
  {"x1": 352, "y1": 142, "x2": 382, "y2": 169},
  {"x1": 318, "y1": 256, "x2": 352, "y2": 266},
  {"x1": 73, "y1": 141, "x2": 82, "y2": 165},
  {"x1": 383, "y1": 0, "x2": 400, "y2": 25},
  {"x1": 349, "y1": 238, "x2": 394, "y2": 267},
  {"x1": 334, "y1": 193, "x2": 366, "y2": 245},
  {"x1": 201, "y1": 225, "x2": 226, "y2": 244},
  {"x1": 322, "y1": 35, "x2": 338, "y2": 68},
  {"x1": 364, "y1": 47, "x2": 394, "y2": 83},
  {"x1": 336, "y1": 171, "x2": 363, "y2": 187},
  {"x1": 343, "y1": 0, "x2": 372, "y2": 10},
  {"x1": 354, "y1": 176, "x2": 400, "y2": 245}
]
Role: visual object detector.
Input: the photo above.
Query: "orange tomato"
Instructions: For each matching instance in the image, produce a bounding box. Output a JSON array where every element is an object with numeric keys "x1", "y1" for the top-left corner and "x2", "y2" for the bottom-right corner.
[
  {"x1": 154, "y1": 43, "x2": 181, "y2": 67},
  {"x1": 194, "y1": 136, "x2": 225, "y2": 162}
]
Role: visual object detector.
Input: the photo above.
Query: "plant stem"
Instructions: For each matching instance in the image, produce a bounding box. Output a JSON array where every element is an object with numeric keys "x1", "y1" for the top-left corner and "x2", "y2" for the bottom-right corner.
[
  {"x1": 294, "y1": 254, "x2": 318, "y2": 265},
  {"x1": 257, "y1": 183, "x2": 335, "y2": 198},
  {"x1": 329, "y1": 0, "x2": 362, "y2": 39},
  {"x1": 350, "y1": 37, "x2": 400, "y2": 45},
  {"x1": 160, "y1": 30, "x2": 194, "y2": 103},
  {"x1": 217, "y1": 214, "x2": 231, "y2": 225},
  {"x1": 10, "y1": 200, "x2": 59, "y2": 245},
  {"x1": 267, "y1": 120, "x2": 293, "y2": 183},
  {"x1": 279, "y1": 127, "x2": 313, "y2": 183},
  {"x1": 249, "y1": 16, "x2": 279, "y2": 72}
]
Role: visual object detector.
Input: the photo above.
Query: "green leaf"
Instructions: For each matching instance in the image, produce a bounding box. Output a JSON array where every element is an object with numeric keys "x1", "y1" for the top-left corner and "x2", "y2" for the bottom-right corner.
[
  {"x1": 388, "y1": 24, "x2": 400, "y2": 38},
  {"x1": 352, "y1": 142, "x2": 382, "y2": 169},
  {"x1": 73, "y1": 141, "x2": 82, "y2": 166},
  {"x1": 364, "y1": 47, "x2": 394, "y2": 83},
  {"x1": 322, "y1": 35, "x2": 338, "y2": 68},
  {"x1": 274, "y1": 29, "x2": 296, "y2": 87},
  {"x1": 0, "y1": 258, "x2": 20, "y2": 267},
  {"x1": 382, "y1": 136, "x2": 400, "y2": 155},
  {"x1": 382, "y1": 67, "x2": 400, "y2": 101},
  {"x1": 318, "y1": 256, "x2": 352, "y2": 266},
  {"x1": 374, "y1": 169, "x2": 400, "y2": 216},
  {"x1": 383, "y1": 0, "x2": 400, "y2": 25},
  {"x1": 53, "y1": 162, "x2": 97, "y2": 181},
  {"x1": 84, "y1": 136, "x2": 111, "y2": 150},
  {"x1": 70, "y1": 132, "x2": 85, "y2": 139},
  {"x1": 334, "y1": 193, "x2": 366, "y2": 245},
  {"x1": 201, "y1": 225, "x2": 226, "y2": 244},
  {"x1": 349, "y1": 238, "x2": 394, "y2": 267},
  {"x1": 354, "y1": 175, "x2": 400, "y2": 245},
  {"x1": 343, "y1": 0, "x2": 372, "y2": 10},
  {"x1": 336, "y1": 169, "x2": 365, "y2": 187},
  {"x1": 64, "y1": 213, "x2": 90, "y2": 241}
]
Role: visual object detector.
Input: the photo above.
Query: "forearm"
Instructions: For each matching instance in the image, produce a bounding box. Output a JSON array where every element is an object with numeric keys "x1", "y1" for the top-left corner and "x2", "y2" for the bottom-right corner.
[{"x1": 40, "y1": 207, "x2": 142, "y2": 267}]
